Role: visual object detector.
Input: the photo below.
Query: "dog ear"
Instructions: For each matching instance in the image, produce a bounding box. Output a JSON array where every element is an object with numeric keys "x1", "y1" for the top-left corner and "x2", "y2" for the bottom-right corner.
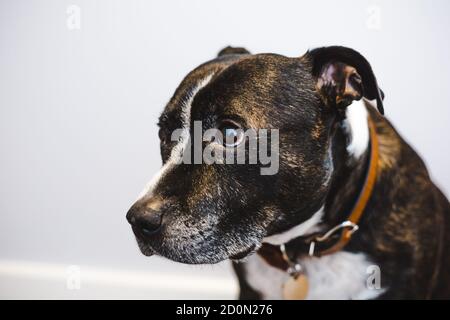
[
  {"x1": 307, "y1": 46, "x2": 384, "y2": 115},
  {"x1": 217, "y1": 46, "x2": 250, "y2": 57}
]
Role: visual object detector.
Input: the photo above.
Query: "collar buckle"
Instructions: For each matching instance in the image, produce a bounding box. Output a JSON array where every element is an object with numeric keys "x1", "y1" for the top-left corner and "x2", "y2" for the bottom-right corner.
[
  {"x1": 280, "y1": 244, "x2": 304, "y2": 278},
  {"x1": 308, "y1": 221, "x2": 359, "y2": 256}
]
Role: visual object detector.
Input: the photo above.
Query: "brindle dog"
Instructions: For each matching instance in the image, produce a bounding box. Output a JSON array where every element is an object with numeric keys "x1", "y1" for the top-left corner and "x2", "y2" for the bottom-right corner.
[{"x1": 127, "y1": 46, "x2": 450, "y2": 299}]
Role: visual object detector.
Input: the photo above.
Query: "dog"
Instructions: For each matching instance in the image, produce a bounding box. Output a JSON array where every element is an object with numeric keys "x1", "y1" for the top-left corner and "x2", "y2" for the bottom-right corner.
[{"x1": 126, "y1": 45, "x2": 450, "y2": 299}]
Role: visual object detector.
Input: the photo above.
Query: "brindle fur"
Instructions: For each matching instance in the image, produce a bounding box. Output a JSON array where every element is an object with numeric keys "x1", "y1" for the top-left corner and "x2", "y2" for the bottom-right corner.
[{"x1": 128, "y1": 46, "x2": 450, "y2": 299}]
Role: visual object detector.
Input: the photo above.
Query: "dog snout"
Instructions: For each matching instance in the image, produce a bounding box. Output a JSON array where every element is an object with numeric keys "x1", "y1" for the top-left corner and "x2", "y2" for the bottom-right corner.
[{"x1": 127, "y1": 198, "x2": 164, "y2": 237}]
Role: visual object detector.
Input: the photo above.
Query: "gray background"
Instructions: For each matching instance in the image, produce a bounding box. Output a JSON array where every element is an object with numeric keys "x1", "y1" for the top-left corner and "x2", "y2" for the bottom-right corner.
[{"x1": 1, "y1": 0, "x2": 449, "y2": 298}]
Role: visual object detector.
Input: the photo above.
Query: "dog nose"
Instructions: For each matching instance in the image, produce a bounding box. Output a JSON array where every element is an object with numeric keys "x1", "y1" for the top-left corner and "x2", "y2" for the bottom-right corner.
[{"x1": 127, "y1": 202, "x2": 163, "y2": 236}]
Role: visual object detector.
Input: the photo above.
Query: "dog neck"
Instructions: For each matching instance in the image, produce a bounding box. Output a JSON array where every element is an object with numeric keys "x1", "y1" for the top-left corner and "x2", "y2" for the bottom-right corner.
[{"x1": 263, "y1": 100, "x2": 372, "y2": 246}]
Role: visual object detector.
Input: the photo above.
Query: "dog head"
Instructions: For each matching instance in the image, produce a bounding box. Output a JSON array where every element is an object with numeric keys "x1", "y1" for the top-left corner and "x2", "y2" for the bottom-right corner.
[{"x1": 126, "y1": 46, "x2": 383, "y2": 264}]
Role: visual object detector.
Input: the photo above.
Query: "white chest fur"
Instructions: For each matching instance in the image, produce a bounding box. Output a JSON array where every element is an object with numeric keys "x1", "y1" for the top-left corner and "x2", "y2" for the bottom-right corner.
[{"x1": 243, "y1": 251, "x2": 384, "y2": 300}]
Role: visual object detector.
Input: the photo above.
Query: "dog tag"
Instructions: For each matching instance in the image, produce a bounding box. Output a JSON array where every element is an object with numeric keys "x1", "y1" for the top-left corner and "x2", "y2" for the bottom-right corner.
[{"x1": 283, "y1": 274, "x2": 309, "y2": 300}]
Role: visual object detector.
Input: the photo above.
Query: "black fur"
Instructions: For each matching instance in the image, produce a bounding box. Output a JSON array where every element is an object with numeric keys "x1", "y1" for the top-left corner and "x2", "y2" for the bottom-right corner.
[{"x1": 127, "y1": 46, "x2": 450, "y2": 299}]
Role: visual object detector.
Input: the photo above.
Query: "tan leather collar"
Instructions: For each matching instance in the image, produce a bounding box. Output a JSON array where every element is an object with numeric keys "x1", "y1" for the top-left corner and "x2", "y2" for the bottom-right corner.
[{"x1": 258, "y1": 116, "x2": 379, "y2": 270}]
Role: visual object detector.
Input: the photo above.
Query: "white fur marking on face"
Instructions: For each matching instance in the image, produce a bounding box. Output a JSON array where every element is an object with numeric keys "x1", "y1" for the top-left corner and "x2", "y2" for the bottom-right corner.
[
  {"x1": 136, "y1": 73, "x2": 214, "y2": 201},
  {"x1": 244, "y1": 251, "x2": 385, "y2": 300},
  {"x1": 136, "y1": 161, "x2": 173, "y2": 201},
  {"x1": 262, "y1": 207, "x2": 324, "y2": 245},
  {"x1": 344, "y1": 100, "x2": 369, "y2": 159}
]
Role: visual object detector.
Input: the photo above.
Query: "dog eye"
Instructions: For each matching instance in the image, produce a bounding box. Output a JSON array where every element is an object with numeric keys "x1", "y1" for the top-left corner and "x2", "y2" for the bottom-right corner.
[{"x1": 218, "y1": 121, "x2": 244, "y2": 147}]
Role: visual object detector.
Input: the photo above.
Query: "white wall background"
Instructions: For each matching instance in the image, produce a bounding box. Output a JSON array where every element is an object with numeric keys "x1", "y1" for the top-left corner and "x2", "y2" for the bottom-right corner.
[{"x1": 1, "y1": 0, "x2": 449, "y2": 299}]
